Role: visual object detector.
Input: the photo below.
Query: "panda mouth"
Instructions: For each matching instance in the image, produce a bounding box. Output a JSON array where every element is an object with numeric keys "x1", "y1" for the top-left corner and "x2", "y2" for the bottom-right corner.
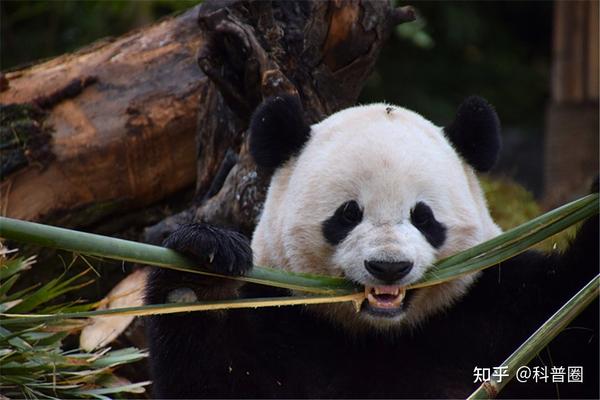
[{"x1": 364, "y1": 285, "x2": 407, "y2": 310}]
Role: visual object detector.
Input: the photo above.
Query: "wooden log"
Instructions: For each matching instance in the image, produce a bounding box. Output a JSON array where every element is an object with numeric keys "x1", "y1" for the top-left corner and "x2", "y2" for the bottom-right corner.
[
  {"x1": 0, "y1": 5, "x2": 205, "y2": 226},
  {"x1": 0, "y1": 1, "x2": 414, "y2": 236}
]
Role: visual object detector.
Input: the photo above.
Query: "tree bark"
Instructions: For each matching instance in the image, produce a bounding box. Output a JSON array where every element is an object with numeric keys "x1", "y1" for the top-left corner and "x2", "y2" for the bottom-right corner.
[
  {"x1": 144, "y1": 0, "x2": 415, "y2": 243},
  {"x1": 0, "y1": 0, "x2": 414, "y2": 236}
]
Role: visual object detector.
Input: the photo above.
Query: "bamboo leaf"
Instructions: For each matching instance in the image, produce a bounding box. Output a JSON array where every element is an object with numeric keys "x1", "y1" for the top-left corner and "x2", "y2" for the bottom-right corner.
[
  {"x1": 4, "y1": 276, "x2": 63, "y2": 314},
  {"x1": 414, "y1": 197, "x2": 598, "y2": 287},
  {"x1": 89, "y1": 348, "x2": 148, "y2": 368},
  {"x1": 1, "y1": 283, "x2": 40, "y2": 305},
  {"x1": 0, "y1": 274, "x2": 21, "y2": 298},
  {"x1": 0, "y1": 253, "x2": 148, "y2": 400},
  {"x1": 0, "y1": 325, "x2": 32, "y2": 350},
  {"x1": 0, "y1": 256, "x2": 35, "y2": 280},
  {"x1": 436, "y1": 193, "x2": 594, "y2": 268},
  {"x1": 74, "y1": 380, "x2": 151, "y2": 396}
]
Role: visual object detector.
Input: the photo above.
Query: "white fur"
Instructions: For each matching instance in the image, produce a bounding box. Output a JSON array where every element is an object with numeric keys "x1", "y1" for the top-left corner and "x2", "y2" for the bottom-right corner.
[{"x1": 252, "y1": 104, "x2": 501, "y2": 329}]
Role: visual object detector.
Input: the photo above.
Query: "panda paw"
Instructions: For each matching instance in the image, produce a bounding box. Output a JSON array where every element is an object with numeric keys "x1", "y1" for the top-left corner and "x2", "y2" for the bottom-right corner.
[{"x1": 164, "y1": 224, "x2": 253, "y2": 276}]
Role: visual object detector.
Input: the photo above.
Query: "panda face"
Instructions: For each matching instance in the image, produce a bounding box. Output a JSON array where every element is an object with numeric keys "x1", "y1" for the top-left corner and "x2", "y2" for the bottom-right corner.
[
  {"x1": 251, "y1": 101, "x2": 502, "y2": 330},
  {"x1": 327, "y1": 199, "x2": 446, "y2": 320}
]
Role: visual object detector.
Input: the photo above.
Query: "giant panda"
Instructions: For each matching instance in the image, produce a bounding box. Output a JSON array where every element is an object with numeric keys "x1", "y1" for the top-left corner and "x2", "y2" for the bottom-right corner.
[{"x1": 145, "y1": 95, "x2": 598, "y2": 398}]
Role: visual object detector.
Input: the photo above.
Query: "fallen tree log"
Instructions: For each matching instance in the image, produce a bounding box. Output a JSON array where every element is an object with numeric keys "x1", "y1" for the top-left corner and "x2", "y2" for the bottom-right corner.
[
  {"x1": 0, "y1": 5, "x2": 205, "y2": 226},
  {"x1": 1, "y1": 0, "x2": 414, "y2": 237}
]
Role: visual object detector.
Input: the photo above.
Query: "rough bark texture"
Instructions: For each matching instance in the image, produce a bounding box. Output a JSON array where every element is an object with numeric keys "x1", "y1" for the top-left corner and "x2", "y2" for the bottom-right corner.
[
  {"x1": 1, "y1": 0, "x2": 414, "y2": 236},
  {"x1": 0, "y1": 6, "x2": 205, "y2": 226},
  {"x1": 145, "y1": 0, "x2": 415, "y2": 243}
]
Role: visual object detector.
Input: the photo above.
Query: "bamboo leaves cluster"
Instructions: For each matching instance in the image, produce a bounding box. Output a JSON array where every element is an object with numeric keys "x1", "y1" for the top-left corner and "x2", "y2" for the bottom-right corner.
[{"x1": 0, "y1": 255, "x2": 149, "y2": 399}]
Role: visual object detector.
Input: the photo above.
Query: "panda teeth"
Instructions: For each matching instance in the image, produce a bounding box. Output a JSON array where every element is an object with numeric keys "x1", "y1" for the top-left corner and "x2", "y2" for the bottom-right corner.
[
  {"x1": 373, "y1": 287, "x2": 399, "y2": 296},
  {"x1": 364, "y1": 286, "x2": 407, "y2": 308}
]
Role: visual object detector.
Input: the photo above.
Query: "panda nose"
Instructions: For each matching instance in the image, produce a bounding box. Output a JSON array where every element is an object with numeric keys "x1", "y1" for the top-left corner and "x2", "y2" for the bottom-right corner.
[{"x1": 364, "y1": 260, "x2": 413, "y2": 282}]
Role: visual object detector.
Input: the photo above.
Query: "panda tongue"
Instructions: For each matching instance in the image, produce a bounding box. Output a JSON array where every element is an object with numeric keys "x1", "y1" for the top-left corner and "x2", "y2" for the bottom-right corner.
[{"x1": 365, "y1": 286, "x2": 406, "y2": 309}]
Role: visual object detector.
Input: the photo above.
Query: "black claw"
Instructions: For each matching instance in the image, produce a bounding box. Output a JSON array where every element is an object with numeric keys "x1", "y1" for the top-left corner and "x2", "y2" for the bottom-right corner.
[{"x1": 164, "y1": 223, "x2": 253, "y2": 276}]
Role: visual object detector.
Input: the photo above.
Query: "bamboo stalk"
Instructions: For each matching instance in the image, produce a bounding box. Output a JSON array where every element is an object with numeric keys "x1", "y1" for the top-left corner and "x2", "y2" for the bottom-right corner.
[
  {"x1": 0, "y1": 193, "x2": 597, "y2": 321},
  {"x1": 0, "y1": 217, "x2": 355, "y2": 295},
  {"x1": 413, "y1": 197, "x2": 598, "y2": 288},
  {"x1": 434, "y1": 193, "x2": 596, "y2": 269},
  {"x1": 467, "y1": 273, "x2": 600, "y2": 399},
  {"x1": 0, "y1": 292, "x2": 366, "y2": 325}
]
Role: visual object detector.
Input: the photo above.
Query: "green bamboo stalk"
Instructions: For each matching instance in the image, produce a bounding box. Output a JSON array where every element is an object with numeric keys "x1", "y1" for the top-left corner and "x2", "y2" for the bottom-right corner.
[
  {"x1": 0, "y1": 217, "x2": 355, "y2": 295},
  {"x1": 413, "y1": 197, "x2": 598, "y2": 287},
  {"x1": 468, "y1": 274, "x2": 600, "y2": 399},
  {"x1": 435, "y1": 193, "x2": 596, "y2": 269},
  {"x1": 0, "y1": 194, "x2": 597, "y2": 296}
]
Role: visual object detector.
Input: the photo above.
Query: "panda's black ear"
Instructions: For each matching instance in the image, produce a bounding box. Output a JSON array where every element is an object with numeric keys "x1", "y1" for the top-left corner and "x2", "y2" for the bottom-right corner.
[
  {"x1": 444, "y1": 96, "x2": 501, "y2": 172},
  {"x1": 249, "y1": 95, "x2": 311, "y2": 169}
]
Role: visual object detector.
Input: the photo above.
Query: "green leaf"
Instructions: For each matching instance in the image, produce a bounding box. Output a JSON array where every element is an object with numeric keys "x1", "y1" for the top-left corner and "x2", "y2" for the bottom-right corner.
[
  {"x1": 75, "y1": 380, "x2": 150, "y2": 396},
  {"x1": 0, "y1": 253, "x2": 148, "y2": 399},
  {"x1": 7, "y1": 268, "x2": 93, "y2": 314},
  {"x1": 0, "y1": 274, "x2": 20, "y2": 298},
  {"x1": 0, "y1": 325, "x2": 33, "y2": 350},
  {"x1": 0, "y1": 256, "x2": 34, "y2": 280},
  {"x1": 89, "y1": 348, "x2": 148, "y2": 368}
]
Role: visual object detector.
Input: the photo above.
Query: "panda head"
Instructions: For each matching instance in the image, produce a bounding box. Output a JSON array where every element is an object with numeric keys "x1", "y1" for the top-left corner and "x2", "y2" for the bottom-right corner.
[{"x1": 249, "y1": 95, "x2": 502, "y2": 331}]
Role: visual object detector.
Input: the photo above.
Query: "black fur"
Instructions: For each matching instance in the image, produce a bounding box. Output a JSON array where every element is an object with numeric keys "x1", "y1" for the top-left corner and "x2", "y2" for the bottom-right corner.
[
  {"x1": 249, "y1": 95, "x2": 311, "y2": 169},
  {"x1": 146, "y1": 224, "x2": 253, "y2": 398},
  {"x1": 444, "y1": 96, "x2": 501, "y2": 172},
  {"x1": 145, "y1": 215, "x2": 598, "y2": 398},
  {"x1": 410, "y1": 202, "x2": 447, "y2": 248},
  {"x1": 163, "y1": 223, "x2": 252, "y2": 276},
  {"x1": 322, "y1": 200, "x2": 363, "y2": 245}
]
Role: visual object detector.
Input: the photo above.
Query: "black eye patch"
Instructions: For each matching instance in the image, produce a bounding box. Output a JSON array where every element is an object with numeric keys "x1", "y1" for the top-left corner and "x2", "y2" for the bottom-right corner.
[
  {"x1": 410, "y1": 202, "x2": 447, "y2": 248},
  {"x1": 322, "y1": 200, "x2": 363, "y2": 245}
]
